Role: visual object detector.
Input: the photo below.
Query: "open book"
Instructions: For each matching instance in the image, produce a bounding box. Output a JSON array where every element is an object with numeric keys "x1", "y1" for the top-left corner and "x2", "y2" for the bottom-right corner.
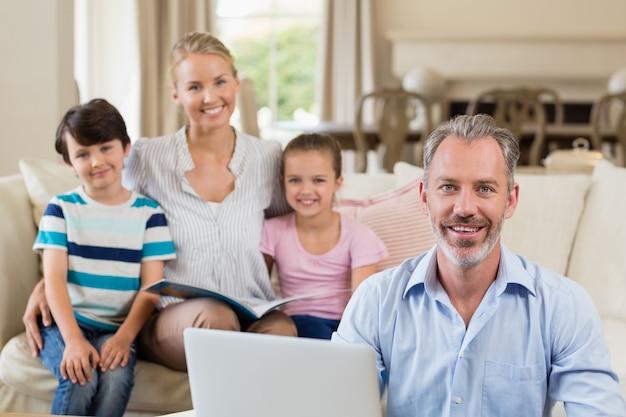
[{"x1": 143, "y1": 279, "x2": 351, "y2": 321}]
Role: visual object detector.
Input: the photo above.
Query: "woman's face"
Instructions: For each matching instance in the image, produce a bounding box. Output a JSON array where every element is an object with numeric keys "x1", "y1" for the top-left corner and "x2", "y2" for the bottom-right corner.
[{"x1": 171, "y1": 53, "x2": 240, "y2": 132}]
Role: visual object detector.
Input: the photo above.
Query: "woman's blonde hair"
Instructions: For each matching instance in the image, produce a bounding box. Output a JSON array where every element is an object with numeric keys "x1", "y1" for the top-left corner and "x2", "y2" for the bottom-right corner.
[{"x1": 169, "y1": 32, "x2": 237, "y2": 84}]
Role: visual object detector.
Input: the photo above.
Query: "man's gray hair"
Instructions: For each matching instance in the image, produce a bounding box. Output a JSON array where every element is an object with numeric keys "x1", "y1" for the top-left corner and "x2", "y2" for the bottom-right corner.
[{"x1": 422, "y1": 114, "x2": 520, "y2": 193}]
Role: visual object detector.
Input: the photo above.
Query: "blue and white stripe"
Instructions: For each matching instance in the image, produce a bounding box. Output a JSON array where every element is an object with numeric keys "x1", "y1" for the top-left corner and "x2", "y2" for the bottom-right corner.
[{"x1": 34, "y1": 186, "x2": 176, "y2": 330}]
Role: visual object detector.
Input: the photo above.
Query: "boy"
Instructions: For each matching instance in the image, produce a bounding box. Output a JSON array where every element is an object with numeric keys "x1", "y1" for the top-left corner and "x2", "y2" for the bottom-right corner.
[{"x1": 33, "y1": 98, "x2": 175, "y2": 416}]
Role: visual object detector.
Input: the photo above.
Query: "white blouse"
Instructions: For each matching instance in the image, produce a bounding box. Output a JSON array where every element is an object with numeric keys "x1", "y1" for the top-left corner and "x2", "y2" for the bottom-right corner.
[{"x1": 123, "y1": 126, "x2": 290, "y2": 308}]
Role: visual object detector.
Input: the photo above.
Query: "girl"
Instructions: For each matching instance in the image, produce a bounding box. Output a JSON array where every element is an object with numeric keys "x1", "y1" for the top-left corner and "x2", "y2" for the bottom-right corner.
[{"x1": 261, "y1": 133, "x2": 388, "y2": 339}]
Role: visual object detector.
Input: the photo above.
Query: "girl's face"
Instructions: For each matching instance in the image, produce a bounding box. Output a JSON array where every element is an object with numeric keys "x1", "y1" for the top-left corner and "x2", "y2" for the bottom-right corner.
[
  {"x1": 283, "y1": 150, "x2": 343, "y2": 218},
  {"x1": 171, "y1": 53, "x2": 240, "y2": 133},
  {"x1": 64, "y1": 133, "x2": 130, "y2": 200}
]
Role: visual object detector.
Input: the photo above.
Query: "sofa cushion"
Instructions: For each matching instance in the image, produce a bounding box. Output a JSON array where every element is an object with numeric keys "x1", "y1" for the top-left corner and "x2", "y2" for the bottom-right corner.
[
  {"x1": 338, "y1": 172, "x2": 396, "y2": 200},
  {"x1": 334, "y1": 179, "x2": 435, "y2": 271},
  {"x1": 0, "y1": 332, "x2": 192, "y2": 414},
  {"x1": 18, "y1": 158, "x2": 80, "y2": 225},
  {"x1": 502, "y1": 173, "x2": 591, "y2": 275},
  {"x1": 0, "y1": 175, "x2": 41, "y2": 348},
  {"x1": 393, "y1": 161, "x2": 423, "y2": 187},
  {"x1": 568, "y1": 160, "x2": 626, "y2": 320}
]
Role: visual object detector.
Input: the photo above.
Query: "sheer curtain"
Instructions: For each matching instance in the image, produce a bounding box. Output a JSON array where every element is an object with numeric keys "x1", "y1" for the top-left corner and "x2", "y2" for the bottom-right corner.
[
  {"x1": 317, "y1": 0, "x2": 376, "y2": 124},
  {"x1": 136, "y1": 0, "x2": 217, "y2": 138},
  {"x1": 74, "y1": 0, "x2": 141, "y2": 140},
  {"x1": 75, "y1": 0, "x2": 216, "y2": 140}
]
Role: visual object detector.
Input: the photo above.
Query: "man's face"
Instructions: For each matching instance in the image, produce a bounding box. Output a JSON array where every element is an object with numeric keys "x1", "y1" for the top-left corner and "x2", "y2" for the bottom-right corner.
[{"x1": 420, "y1": 135, "x2": 518, "y2": 269}]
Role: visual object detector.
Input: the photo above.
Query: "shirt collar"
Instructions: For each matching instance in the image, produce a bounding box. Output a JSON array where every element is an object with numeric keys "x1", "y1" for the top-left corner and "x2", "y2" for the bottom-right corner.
[
  {"x1": 174, "y1": 126, "x2": 194, "y2": 179},
  {"x1": 173, "y1": 126, "x2": 248, "y2": 178},
  {"x1": 496, "y1": 244, "x2": 536, "y2": 296},
  {"x1": 228, "y1": 129, "x2": 246, "y2": 177},
  {"x1": 403, "y1": 243, "x2": 536, "y2": 299}
]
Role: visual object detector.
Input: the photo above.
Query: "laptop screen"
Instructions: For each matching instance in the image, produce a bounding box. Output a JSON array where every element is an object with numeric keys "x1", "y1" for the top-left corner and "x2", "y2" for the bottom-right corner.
[{"x1": 183, "y1": 328, "x2": 383, "y2": 417}]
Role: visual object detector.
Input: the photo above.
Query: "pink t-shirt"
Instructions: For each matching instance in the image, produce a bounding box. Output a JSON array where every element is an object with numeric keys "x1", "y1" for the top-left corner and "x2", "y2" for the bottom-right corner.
[{"x1": 261, "y1": 212, "x2": 388, "y2": 320}]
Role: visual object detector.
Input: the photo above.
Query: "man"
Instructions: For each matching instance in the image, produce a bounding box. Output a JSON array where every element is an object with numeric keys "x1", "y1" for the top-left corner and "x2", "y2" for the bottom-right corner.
[{"x1": 332, "y1": 114, "x2": 625, "y2": 416}]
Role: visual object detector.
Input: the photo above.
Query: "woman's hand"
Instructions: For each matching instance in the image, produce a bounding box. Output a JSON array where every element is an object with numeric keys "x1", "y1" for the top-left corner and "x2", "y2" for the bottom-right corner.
[{"x1": 21, "y1": 279, "x2": 52, "y2": 357}]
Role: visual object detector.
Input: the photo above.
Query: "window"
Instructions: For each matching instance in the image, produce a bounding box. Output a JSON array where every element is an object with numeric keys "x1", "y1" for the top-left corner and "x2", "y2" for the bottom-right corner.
[{"x1": 215, "y1": 0, "x2": 323, "y2": 136}]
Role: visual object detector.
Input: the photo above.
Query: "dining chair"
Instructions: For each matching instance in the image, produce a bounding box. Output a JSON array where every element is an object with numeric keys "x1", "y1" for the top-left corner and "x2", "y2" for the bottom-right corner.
[
  {"x1": 590, "y1": 91, "x2": 626, "y2": 166},
  {"x1": 466, "y1": 87, "x2": 564, "y2": 166},
  {"x1": 236, "y1": 76, "x2": 261, "y2": 138},
  {"x1": 353, "y1": 88, "x2": 432, "y2": 173}
]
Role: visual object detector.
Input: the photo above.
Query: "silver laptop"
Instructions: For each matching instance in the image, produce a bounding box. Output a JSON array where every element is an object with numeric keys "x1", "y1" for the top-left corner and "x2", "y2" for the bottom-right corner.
[{"x1": 183, "y1": 328, "x2": 383, "y2": 417}]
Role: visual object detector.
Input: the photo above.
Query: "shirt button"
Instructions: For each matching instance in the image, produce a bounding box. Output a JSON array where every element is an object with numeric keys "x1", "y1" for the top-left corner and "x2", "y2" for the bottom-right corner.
[
  {"x1": 454, "y1": 396, "x2": 463, "y2": 404},
  {"x1": 459, "y1": 351, "x2": 464, "y2": 358}
]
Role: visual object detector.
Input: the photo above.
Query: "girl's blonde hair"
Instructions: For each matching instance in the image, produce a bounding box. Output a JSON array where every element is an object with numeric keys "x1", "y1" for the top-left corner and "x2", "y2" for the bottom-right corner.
[{"x1": 169, "y1": 32, "x2": 238, "y2": 84}]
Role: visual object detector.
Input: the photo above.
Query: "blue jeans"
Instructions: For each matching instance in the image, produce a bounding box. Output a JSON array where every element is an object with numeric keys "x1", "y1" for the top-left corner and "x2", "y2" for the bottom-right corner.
[
  {"x1": 39, "y1": 320, "x2": 136, "y2": 417},
  {"x1": 291, "y1": 314, "x2": 340, "y2": 340}
]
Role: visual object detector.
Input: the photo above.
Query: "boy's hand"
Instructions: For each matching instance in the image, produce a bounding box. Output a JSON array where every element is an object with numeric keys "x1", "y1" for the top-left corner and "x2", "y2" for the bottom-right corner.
[
  {"x1": 60, "y1": 336, "x2": 99, "y2": 385},
  {"x1": 99, "y1": 333, "x2": 132, "y2": 371}
]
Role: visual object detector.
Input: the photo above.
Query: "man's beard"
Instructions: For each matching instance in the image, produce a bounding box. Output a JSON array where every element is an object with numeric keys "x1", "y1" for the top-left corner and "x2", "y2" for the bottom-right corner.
[{"x1": 428, "y1": 210, "x2": 504, "y2": 269}]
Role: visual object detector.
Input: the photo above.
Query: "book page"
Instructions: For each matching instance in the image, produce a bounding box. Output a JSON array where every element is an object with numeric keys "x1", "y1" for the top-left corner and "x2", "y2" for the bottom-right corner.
[{"x1": 143, "y1": 280, "x2": 351, "y2": 321}]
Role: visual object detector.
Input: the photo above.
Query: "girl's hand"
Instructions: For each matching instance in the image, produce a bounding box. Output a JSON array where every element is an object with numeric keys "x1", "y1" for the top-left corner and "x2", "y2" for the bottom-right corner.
[
  {"x1": 60, "y1": 336, "x2": 99, "y2": 385},
  {"x1": 99, "y1": 333, "x2": 132, "y2": 371}
]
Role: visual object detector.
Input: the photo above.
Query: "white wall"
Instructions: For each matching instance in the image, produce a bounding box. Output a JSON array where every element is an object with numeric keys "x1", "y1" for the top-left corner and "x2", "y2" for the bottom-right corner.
[
  {"x1": 0, "y1": 0, "x2": 75, "y2": 176},
  {"x1": 374, "y1": 0, "x2": 626, "y2": 87}
]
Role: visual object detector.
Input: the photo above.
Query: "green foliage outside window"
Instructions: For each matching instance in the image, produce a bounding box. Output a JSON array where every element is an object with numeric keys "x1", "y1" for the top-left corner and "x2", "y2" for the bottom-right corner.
[{"x1": 231, "y1": 24, "x2": 318, "y2": 121}]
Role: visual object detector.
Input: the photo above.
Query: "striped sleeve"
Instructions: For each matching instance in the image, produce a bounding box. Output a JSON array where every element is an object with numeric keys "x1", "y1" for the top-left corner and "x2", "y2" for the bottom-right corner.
[
  {"x1": 33, "y1": 198, "x2": 68, "y2": 252},
  {"x1": 141, "y1": 200, "x2": 176, "y2": 262}
]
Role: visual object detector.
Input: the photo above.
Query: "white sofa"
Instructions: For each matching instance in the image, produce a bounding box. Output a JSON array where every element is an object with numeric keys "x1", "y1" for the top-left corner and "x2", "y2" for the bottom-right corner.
[{"x1": 0, "y1": 158, "x2": 625, "y2": 416}]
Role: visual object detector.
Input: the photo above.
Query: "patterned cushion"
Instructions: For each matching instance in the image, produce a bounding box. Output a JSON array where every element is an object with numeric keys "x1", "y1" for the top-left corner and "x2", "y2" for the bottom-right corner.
[{"x1": 334, "y1": 179, "x2": 435, "y2": 271}]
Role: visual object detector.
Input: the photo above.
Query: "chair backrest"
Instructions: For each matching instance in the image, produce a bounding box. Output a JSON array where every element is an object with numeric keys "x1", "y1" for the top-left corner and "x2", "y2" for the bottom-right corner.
[
  {"x1": 236, "y1": 76, "x2": 260, "y2": 137},
  {"x1": 354, "y1": 88, "x2": 431, "y2": 172},
  {"x1": 466, "y1": 86, "x2": 563, "y2": 166},
  {"x1": 590, "y1": 92, "x2": 626, "y2": 166}
]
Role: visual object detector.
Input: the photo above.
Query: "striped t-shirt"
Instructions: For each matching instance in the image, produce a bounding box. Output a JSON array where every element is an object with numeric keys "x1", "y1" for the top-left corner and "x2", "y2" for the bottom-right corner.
[{"x1": 33, "y1": 186, "x2": 176, "y2": 330}]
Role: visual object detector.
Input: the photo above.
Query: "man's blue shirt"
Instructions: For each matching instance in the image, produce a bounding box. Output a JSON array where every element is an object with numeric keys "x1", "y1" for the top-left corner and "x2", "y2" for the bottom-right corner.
[{"x1": 333, "y1": 244, "x2": 625, "y2": 417}]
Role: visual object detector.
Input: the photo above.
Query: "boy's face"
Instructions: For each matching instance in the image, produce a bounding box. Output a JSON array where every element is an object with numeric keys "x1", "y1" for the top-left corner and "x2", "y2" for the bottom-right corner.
[{"x1": 64, "y1": 132, "x2": 130, "y2": 201}]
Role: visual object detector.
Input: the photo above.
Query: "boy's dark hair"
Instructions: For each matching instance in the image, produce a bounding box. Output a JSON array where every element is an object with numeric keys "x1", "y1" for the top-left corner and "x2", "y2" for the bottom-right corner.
[
  {"x1": 282, "y1": 133, "x2": 343, "y2": 179},
  {"x1": 55, "y1": 98, "x2": 131, "y2": 164}
]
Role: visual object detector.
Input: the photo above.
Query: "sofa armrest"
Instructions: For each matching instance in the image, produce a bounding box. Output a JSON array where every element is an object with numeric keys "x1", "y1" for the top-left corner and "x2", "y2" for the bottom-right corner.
[{"x1": 0, "y1": 175, "x2": 40, "y2": 349}]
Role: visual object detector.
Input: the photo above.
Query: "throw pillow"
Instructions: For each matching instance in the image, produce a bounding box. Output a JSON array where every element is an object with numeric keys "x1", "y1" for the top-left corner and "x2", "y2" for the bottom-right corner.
[
  {"x1": 334, "y1": 179, "x2": 435, "y2": 271},
  {"x1": 18, "y1": 158, "x2": 80, "y2": 226}
]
